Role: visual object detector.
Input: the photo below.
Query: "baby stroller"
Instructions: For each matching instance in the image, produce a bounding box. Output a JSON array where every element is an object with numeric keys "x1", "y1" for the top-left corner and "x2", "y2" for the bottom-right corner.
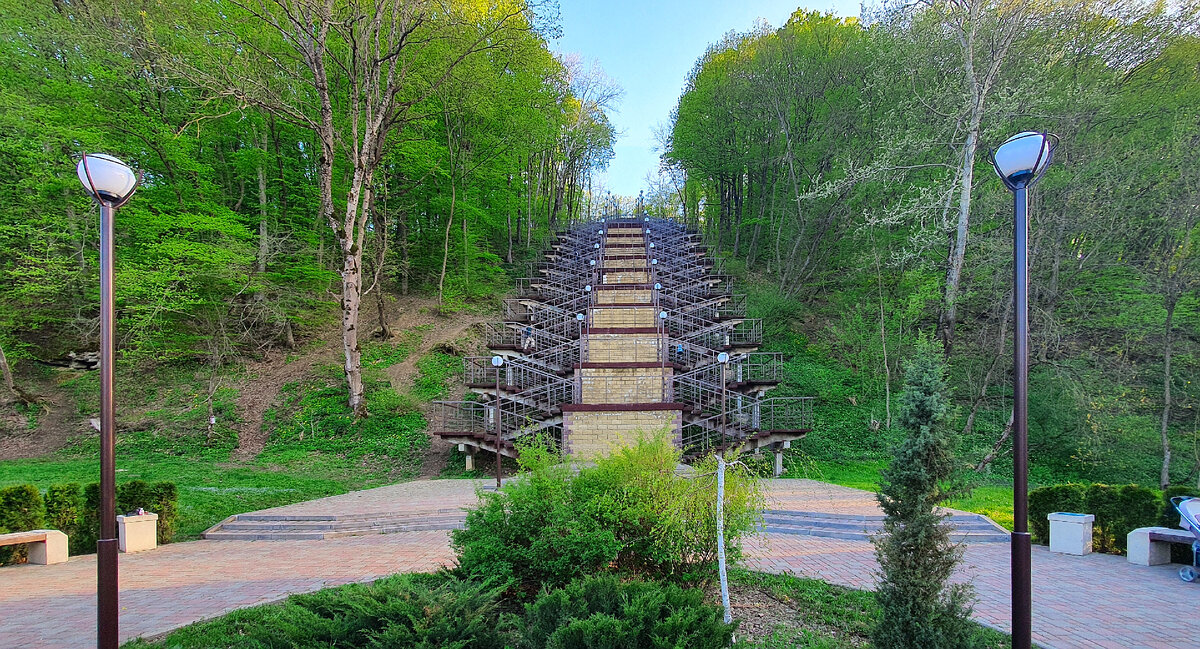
[{"x1": 1170, "y1": 496, "x2": 1200, "y2": 583}]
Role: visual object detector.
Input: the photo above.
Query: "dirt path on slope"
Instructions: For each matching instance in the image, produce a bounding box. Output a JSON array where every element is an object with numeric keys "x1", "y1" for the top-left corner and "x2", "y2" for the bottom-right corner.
[
  {"x1": 232, "y1": 343, "x2": 339, "y2": 461},
  {"x1": 0, "y1": 382, "x2": 79, "y2": 460},
  {"x1": 379, "y1": 297, "x2": 491, "y2": 478}
]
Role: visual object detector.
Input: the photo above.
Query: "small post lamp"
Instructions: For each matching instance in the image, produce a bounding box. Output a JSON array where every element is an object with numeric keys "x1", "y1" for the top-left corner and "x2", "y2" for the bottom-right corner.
[
  {"x1": 989, "y1": 131, "x2": 1057, "y2": 649},
  {"x1": 78, "y1": 153, "x2": 139, "y2": 649},
  {"x1": 490, "y1": 355, "x2": 505, "y2": 488},
  {"x1": 714, "y1": 350, "x2": 732, "y2": 626}
]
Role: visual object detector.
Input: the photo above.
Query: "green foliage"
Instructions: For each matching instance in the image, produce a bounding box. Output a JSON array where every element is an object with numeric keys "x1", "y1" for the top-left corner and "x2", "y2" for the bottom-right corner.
[
  {"x1": 1028, "y1": 482, "x2": 1161, "y2": 553},
  {"x1": 519, "y1": 575, "x2": 735, "y2": 649},
  {"x1": 258, "y1": 371, "x2": 429, "y2": 481},
  {"x1": 0, "y1": 455, "x2": 346, "y2": 545},
  {"x1": 44, "y1": 483, "x2": 83, "y2": 553},
  {"x1": 413, "y1": 352, "x2": 464, "y2": 401},
  {"x1": 873, "y1": 339, "x2": 975, "y2": 649},
  {"x1": 0, "y1": 484, "x2": 44, "y2": 564},
  {"x1": 451, "y1": 433, "x2": 764, "y2": 593},
  {"x1": 1027, "y1": 483, "x2": 1087, "y2": 544},
  {"x1": 129, "y1": 572, "x2": 509, "y2": 649},
  {"x1": 75, "y1": 480, "x2": 180, "y2": 551}
]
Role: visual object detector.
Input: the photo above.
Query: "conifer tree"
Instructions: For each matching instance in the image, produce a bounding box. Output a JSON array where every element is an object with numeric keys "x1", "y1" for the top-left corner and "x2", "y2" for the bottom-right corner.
[{"x1": 873, "y1": 336, "x2": 974, "y2": 649}]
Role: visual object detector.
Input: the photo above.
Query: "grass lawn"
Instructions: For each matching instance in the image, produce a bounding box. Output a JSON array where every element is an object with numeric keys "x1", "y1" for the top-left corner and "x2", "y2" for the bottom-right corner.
[
  {"x1": 788, "y1": 458, "x2": 1018, "y2": 530},
  {"x1": 0, "y1": 341, "x2": 463, "y2": 543},
  {"x1": 0, "y1": 455, "x2": 348, "y2": 539}
]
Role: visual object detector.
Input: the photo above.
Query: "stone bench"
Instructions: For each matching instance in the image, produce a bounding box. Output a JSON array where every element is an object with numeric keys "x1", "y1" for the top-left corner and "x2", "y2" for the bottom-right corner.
[
  {"x1": 0, "y1": 530, "x2": 68, "y2": 565},
  {"x1": 1127, "y1": 527, "x2": 1196, "y2": 566}
]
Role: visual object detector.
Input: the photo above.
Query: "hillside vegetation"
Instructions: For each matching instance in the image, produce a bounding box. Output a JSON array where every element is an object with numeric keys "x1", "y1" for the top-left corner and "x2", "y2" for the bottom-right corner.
[
  {"x1": 662, "y1": 4, "x2": 1200, "y2": 490},
  {"x1": 2, "y1": 0, "x2": 1199, "y2": 535}
]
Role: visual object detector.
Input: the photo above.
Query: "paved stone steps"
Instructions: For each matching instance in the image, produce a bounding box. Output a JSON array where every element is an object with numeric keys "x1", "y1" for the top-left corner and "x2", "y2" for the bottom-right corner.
[
  {"x1": 763, "y1": 510, "x2": 1010, "y2": 543},
  {"x1": 203, "y1": 509, "x2": 467, "y2": 541}
]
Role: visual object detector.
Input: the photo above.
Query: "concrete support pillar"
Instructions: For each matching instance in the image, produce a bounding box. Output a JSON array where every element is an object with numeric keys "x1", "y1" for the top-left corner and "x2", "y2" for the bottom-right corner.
[{"x1": 773, "y1": 447, "x2": 784, "y2": 478}]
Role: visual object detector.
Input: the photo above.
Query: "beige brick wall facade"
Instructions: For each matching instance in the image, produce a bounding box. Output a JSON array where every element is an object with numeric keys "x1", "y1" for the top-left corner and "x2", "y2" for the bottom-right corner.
[
  {"x1": 586, "y1": 333, "x2": 661, "y2": 363},
  {"x1": 603, "y1": 271, "x2": 649, "y2": 284},
  {"x1": 591, "y1": 306, "x2": 656, "y2": 328},
  {"x1": 563, "y1": 410, "x2": 681, "y2": 459},
  {"x1": 602, "y1": 257, "x2": 646, "y2": 269},
  {"x1": 578, "y1": 366, "x2": 672, "y2": 403},
  {"x1": 597, "y1": 289, "x2": 652, "y2": 305}
]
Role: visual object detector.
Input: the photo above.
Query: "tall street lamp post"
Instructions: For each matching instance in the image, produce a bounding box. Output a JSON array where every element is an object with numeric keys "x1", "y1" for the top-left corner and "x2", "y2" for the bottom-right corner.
[
  {"x1": 77, "y1": 153, "x2": 140, "y2": 649},
  {"x1": 990, "y1": 131, "x2": 1057, "y2": 649}
]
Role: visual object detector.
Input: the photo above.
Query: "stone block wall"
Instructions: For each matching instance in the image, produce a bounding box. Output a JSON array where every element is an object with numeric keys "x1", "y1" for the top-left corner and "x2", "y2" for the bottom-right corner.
[
  {"x1": 591, "y1": 306, "x2": 656, "y2": 328},
  {"x1": 597, "y1": 289, "x2": 652, "y2": 305},
  {"x1": 562, "y1": 410, "x2": 681, "y2": 459},
  {"x1": 603, "y1": 271, "x2": 649, "y2": 284},
  {"x1": 586, "y1": 333, "x2": 661, "y2": 363},
  {"x1": 578, "y1": 367, "x2": 671, "y2": 403}
]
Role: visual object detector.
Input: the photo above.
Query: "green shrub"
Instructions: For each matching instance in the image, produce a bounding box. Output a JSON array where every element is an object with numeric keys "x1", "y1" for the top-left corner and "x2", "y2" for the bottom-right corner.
[
  {"x1": 0, "y1": 484, "x2": 43, "y2": 565},
  {"x1": 0, "y1": 484, "x2": 45, "y2": 564},
  {"x1": 136, "y1": 572, "x2": 509, "y2": 648},
  {"x1": 519, "y1": 575, "x2": 734, "y2": 649},
  {"x1": 44, "y1": 483, "x2": 83, "y2": 553},
  {"x1": 872, "y1": 337, "x2": 975, "y2": 649},
  {"x1": 1110, "y1": 484, "x2": 1159, "y2": 553},
  {"x1": 77, "y1": 480, "x2": 180, "y2": 551},
  {"x1": 451, "y1": 433, "x2": 763, "y2": 594},
  {"x1": 1028, "y1": 482, "x2": 1159, "y2": 553},
  {"x1": 1028, "y1": 483, "x2": 1086, "y2": 544}
]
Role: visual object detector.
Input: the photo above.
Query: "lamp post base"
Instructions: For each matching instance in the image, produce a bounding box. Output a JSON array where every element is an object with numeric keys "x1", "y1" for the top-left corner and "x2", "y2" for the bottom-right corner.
[{"x1": 97, "y1": 537, "x2": 119, "y2": 648}]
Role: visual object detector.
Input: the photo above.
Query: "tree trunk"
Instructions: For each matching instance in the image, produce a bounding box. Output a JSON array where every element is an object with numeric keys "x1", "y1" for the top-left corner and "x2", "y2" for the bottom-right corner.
[
  {"x1": 438, "y1": 188, "x2": 456, "y2": 304},
  {"x1": 1160, "y1": 295, "x2": 1177, "y2": 488},
  {"x1": 941, "y1": 115, "x2": 981, "y2": 352},
  {"x1": 0, "y1": 340, "x2": 15, "y2": 399}
]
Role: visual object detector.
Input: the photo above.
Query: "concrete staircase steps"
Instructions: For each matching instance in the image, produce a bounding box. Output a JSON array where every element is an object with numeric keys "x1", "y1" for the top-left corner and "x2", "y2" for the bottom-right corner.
[
  {"x1": 762, "y1": 510, "x2": 1010, "y2": 544},
  {"x1": 203, "y1": 508, "x2": 468, "y2": 541}
]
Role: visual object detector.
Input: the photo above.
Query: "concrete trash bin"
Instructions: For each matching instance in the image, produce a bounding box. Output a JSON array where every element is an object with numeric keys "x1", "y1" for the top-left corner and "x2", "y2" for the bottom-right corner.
[
  {"x1": 117, "y1": 512, "x2": 159, "y2": 553},
  {"x1": 1048, "y1": 512, "x2": 1094, "y2": 555}
]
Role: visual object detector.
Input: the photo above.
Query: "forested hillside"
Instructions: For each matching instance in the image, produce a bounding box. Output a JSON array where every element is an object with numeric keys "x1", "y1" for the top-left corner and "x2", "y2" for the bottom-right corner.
[
  {"x1": 2, "y1": 0, "x2": 1198, "y2": 504},
  {"x1": 661, "y1": 3, "x2": 1200, "y2": 487},
  {"x1": 0, "y1": 0, "x2": 613, "y2": 401}
]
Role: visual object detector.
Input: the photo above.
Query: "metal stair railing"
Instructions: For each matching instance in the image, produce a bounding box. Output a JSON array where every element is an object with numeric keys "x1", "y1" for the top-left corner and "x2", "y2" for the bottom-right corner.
[
  {"x1": 680, "y1": 397, "x2": 815, "y2": 455},
  {"x1": 730, "y1": 352, "x2": 783, "y2": 385},
  {"x1": 666, "y1": 337, "x2": 718, "y2": 369},
  {"x1": 431, "y1": 400, "x2": 563, "y2": 445}
]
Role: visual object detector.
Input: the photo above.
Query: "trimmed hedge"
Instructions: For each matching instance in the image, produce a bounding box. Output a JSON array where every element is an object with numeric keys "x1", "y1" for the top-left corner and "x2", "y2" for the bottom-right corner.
[
  {"x1": 80, "y1": 480, "x2": 179, "y2": 550},
  {"x1": 1028, "y1": 482, "x2": 1160, "y2": 553},
  {"x1": 0, "y1": 480, "x2": 178, "y2": 561},
  {"x1": 44, "y1": 483, "x2": 84, "y2": 555},
  {"x1": 0, "y1": 484, "x2": 45, "y2": 565}
]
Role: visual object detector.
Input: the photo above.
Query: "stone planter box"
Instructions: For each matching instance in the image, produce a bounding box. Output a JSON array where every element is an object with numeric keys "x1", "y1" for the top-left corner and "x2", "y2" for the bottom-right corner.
[
  {"x1": 117, "y1": 513, "x2": 159, "y2": 553},
  {"x1": 1048, "y1": 512, "x2": 1094, "y2": 555}
]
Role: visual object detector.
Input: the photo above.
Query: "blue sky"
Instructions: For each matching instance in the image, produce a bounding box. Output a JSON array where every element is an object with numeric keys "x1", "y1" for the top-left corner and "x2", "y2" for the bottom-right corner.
[{"x1": 553, "y1": 1, "x2": 862, "y2": 197}]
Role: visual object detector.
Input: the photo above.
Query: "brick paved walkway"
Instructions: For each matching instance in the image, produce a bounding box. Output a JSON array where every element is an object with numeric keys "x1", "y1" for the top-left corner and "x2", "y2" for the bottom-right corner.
[{"x1": 2, "y1": 478, "x2": 1196, "y2": 648}]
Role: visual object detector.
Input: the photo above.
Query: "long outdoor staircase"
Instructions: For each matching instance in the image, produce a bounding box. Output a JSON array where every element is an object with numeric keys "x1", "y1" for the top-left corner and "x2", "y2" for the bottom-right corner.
[{"x1": 432, "y1": 215, "x2": 815, "y2": 466}]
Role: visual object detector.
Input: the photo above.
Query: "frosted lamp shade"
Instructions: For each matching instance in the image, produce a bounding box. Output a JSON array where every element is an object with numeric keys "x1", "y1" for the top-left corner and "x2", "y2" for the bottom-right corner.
[
  {"x1": 717, "y1": 352, "x2": 729, "y2": 364},
  {"x1": 993, "y1": 132, "x2": 1052, "y2": 185},
  {"x1": 491, "y1": 355, "x2": 504, "y2": 367},
  {"x1": 576, "y1": 313, "x2": 585, "y2": 321},
  {"x1": 77, "y1": 154, "x2": 136, "y2": 203}
]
